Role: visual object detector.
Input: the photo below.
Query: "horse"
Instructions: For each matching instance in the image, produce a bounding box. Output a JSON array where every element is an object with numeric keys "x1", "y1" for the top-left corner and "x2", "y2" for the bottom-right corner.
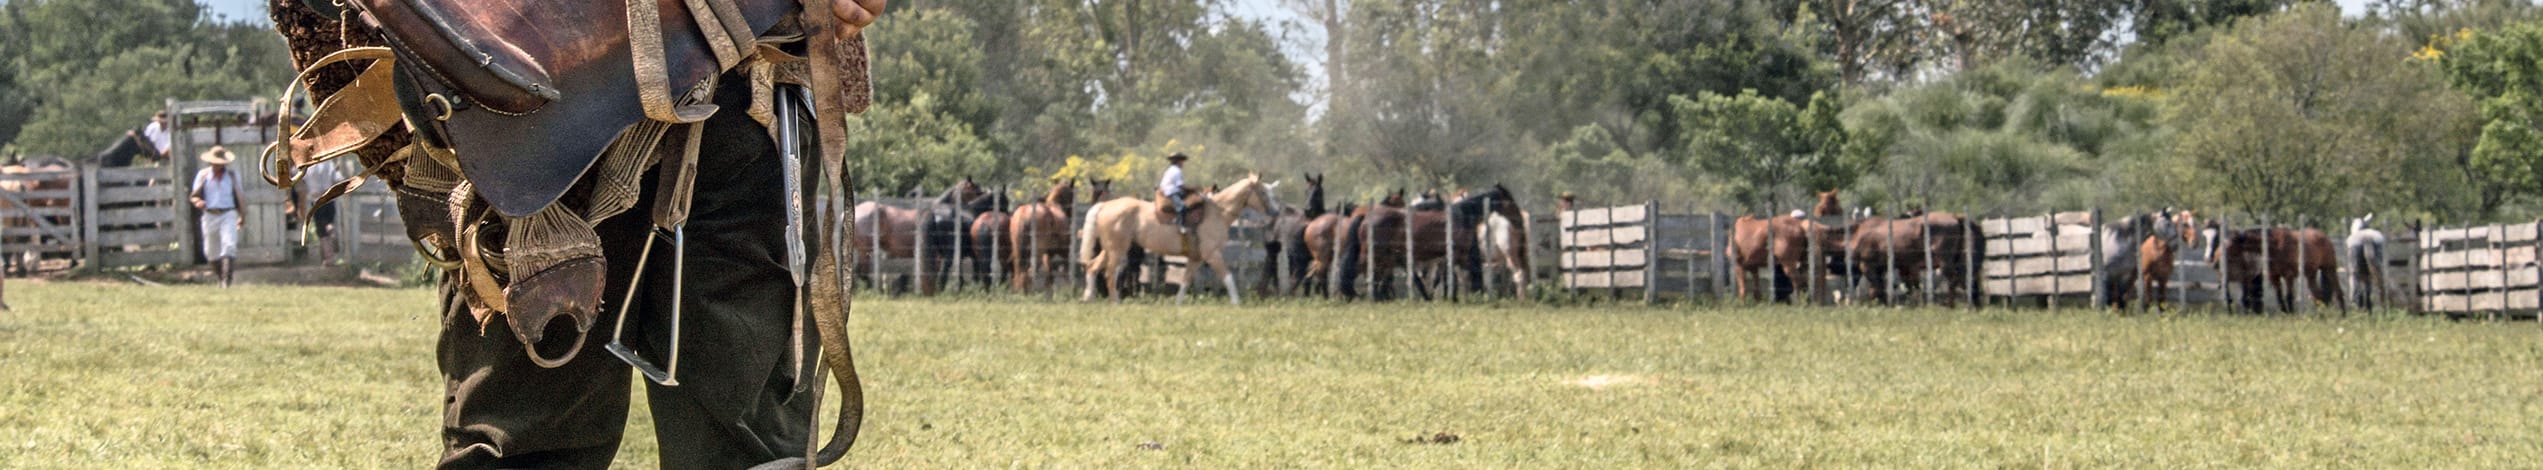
[
  {"x1": 1407, "y1": 189, "x2": 1445, "y2": 211},
  {"x1": 1267, "y1": 173, "x2": 1323, "y2": 296},
  {"x1": 2136, "y1": 210, "x2": 2196, "y2": 311},
  {"x1": 1006, "y1": 179, "x2": 1078, "y2": 292},
  {"x1": 1729, "y1": 214, "x2": 1844, "y2": 303},
  {"x1": 853, "y1": 178, "x2": 988, "y2": 295},
  {"x1": 1332, "y1": 189, "x2": 1409, "y2": 300},
  {"x1": 1401, "y1": 187, "x2": 1501, "y2": 300},
  {"x1": 2091, "y1": 210, "x2": 2178, "y2": 311},
  {"x1": 1301, "y1": 200, "x2": 1355, "y2": 297},
  {"x1": 1476, "y1": 185, "x2": 1531, "y2": 298},
  {"x1": 1813, "y1": 190, "x2": 1843, "y2": 217},
  {"x1": 1843, "y1": 211, "x2": 1982, "y2": 305},
  {"x1": 94, "y1": 126, "x2": 160, "y2": 167},
  {"x1": 2205, "y1": 223, "x2": 2344, "y2": 313},
  {"x1": 2346, "y1": 214, "x2": 2387, "y2": 311},
  {"x1": 967, "y1": 190, "x2": 1015, "y2": 288},
  {"x1": 1079, "y1": 174, "x2": 1280, "y2": 303}
]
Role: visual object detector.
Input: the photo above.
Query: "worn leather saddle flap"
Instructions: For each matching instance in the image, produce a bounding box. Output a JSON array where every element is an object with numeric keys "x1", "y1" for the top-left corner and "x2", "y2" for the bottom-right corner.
[{"x1": 359, "y1": 0, "x2": 794, "y2": 217}]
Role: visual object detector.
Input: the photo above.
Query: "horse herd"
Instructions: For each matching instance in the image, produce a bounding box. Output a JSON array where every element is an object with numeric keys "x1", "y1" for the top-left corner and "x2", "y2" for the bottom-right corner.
[
  {"x1": 1722, "y1": 191, "x2": 2391, "y2": 314},
  {"x1": 845, "y1": 173, "x2": 1532, "y2": 304},
  {"x1": 846, "y1": 180, "x2": 2394, "y2": 313}
]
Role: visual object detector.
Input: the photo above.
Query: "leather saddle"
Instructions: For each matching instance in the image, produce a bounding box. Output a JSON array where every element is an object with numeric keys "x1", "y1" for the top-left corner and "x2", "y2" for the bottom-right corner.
[
  {"x1": 1154, "y1": 188, "x2": 1208, "y2": 229},
  {"x1": 356, "y1": 0, "x2": 796, "y2": 217}
]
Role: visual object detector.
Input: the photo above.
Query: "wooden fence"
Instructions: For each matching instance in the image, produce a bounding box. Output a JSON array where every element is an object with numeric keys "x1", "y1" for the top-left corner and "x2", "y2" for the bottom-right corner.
[
  {"x1": 2417, "y1": 221, "x2": 2540, "y2": 318},
  {"x1": 84, "y1": 166, "x2": 189, "y2": 270},
  {"x1": 0, "y1": 167, "x2": 84, "y2": 271},
  {"x1": 1980, "y1": 212, "x2": 2097, "y2": 302},
  {"x1": 1555, "y1": 202, "x2": 1734, "y2": 302}
]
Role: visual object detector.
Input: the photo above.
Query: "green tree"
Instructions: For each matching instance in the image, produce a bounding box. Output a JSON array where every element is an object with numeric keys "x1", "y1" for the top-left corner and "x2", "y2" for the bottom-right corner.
[
  {"x1": 2167, "y1": 4, "x2": 2476, "y2": 219},
  {"x1": 1672, "y1": 90, "x2": 1865, "y2": 209},
  {"x1": 2439, "y1": 19, "x2": 2543, "y2": 214},
  {"x1": 842, "y1": 91, "x2": 998, "y2": 195},
  {"x1": 0, "y1": 0, "x2": 287, "y2": 159}
]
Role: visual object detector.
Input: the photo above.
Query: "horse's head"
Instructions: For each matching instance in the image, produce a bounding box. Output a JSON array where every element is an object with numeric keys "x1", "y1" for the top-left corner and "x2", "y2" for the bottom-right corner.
[
  {"x1": 1088, "y1": 178, "x2": 1114, "y2": 201},
  {"x1": 1212, "y1": 173, "x2": 1280, "y2": 218},
  {"x1": 2200, "y1": 221, "x2": 2226, "y2": 264},
  {"x1": 1382, "y1": 189, "x2": 1406, "y2": 208},
  {"x1": 1046, "y1": 178, "x2": 1078, "y2": 206},
  {"x1": 1813, "y1": 190, "x2": 1842, "y2": 216}
]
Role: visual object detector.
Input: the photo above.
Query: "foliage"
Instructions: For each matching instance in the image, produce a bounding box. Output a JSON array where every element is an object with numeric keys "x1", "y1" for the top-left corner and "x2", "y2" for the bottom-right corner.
[
  {"x1": 1673, "y1": 90, "x2": 1866, "y2": 209},
  {"x1": 2165, "y1": 4, "x2": 2478, "y2": 219},
  {"x1": 0, "y1": 0, "x2": 289, "y2": 159},
  {"x1": 842, "y1": 91, "x2": 999, "y2": 196},
  {"x1": 2439, "y1": 20, "x2": 2543, "y2": 215},
  {"x1": 1842, "y1": 61, "x2": 2166, "y2": 212}
]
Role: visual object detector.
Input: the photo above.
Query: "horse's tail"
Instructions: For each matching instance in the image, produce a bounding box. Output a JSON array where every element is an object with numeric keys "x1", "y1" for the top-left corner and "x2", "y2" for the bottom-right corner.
[
  {"x1": 1077, "y1": 202, "x2": 1104, "y2": 266},
  {"x1": 1336, "y1": 215, "x2": 1366, "y2": 298}
]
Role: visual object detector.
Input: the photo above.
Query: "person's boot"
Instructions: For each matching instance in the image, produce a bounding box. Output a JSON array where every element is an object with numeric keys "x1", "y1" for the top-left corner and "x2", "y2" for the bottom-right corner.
[{"x1": 217, "y1": 258, "x2": 233, "y2": 288}]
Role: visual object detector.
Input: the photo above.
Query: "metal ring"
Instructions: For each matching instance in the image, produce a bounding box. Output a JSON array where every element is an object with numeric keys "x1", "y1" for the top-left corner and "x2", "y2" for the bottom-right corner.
[{"x1": 424, "y1": 93, "x2": 456, "y2": 122}]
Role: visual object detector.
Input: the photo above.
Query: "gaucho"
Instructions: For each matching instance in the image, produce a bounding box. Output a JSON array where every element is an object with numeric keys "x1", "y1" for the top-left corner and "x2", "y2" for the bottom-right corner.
[{"x1": 264, "y1": 0, "x2": 886, "y2": 467}]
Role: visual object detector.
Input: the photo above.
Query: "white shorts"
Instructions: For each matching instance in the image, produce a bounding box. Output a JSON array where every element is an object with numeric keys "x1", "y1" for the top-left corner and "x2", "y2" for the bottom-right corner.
[{"x1": 201, "y1": 210, "x2": 239, "y2": 260}]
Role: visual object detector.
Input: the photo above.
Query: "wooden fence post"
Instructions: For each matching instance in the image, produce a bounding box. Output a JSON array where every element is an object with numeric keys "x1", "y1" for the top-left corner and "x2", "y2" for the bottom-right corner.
[
  {"x1": 78, "y1": 165, "x2": 99, "y2": 273},
  {"x1": 2045, "y1": 211, "x2": 2057, "y2": 311},
  {"x1": 1644, "y1": 200, "x2": 1658, "y2": 305},
  {"x1": 1966, "y1": 206, "x2": 1977, "y2": 310},
  {"x1": 2089, "y1": 207, "x2": 2104, "y2": 311}
]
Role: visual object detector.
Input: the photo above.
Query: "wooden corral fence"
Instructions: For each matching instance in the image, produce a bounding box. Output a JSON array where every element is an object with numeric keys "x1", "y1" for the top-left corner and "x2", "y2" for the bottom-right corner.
[
  {"x1": 331, "y1": 185, "x2": 415, "y2": 265},
  {"x1": 1555, "y1": 202, "x2": 1734, "y2": 302},
  {"x1": 2416, "y1": 221, "x2": 2541, "y2": 318},
  {"x1": 1981, "y1": 212, "x2": 2096, "y2": 304},
  {"x1": 0, "y1": 166, "x2": 84, "y2": 271},
  {"x1": 82, "y1": 166, "x2": 189, "y2": 269}
]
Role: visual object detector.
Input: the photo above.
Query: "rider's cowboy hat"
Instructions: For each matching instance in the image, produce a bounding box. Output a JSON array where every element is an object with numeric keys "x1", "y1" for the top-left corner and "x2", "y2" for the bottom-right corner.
[
  {"x1": 199, "y1": 146, "x2": 234, "y2": 165},
  {"x1": 1166, "y1": 153, "x2": 1189, "y2": 163}
]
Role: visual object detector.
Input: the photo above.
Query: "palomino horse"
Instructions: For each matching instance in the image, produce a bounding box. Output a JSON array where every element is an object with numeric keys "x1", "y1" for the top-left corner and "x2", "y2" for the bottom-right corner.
[
  {"x1": 1079, "y1": 174, "x2": 1281, "y2": 303},
  {"x1": 1845, "y1": 211, "x2": 1982, "y2": 305},
  {"x1": 1269, "y1": 173, "x2": 1324, "y2": 295},
  {"x1": 853, "y1": 178, "x2": 988, "y2": 294},
  {"x1": 2346, "y1": 214, "x2": 2387, "y2": 310},
  {"x1": 1006, "y1": 179, "x2": 1078, "y2": 292},
  {"x1": 1476, "y1": 186, "x2": 1531, "y2": 297},
  {"x1": 2205, "y1": 223, "x2": 2344, "y2": 313},
  {"x1": 1728, "y1": 214, "x2": 1843, "y2": 303},
  {"x1": 2136, "y1": 210, "x2": 2197, "y2": 311}
]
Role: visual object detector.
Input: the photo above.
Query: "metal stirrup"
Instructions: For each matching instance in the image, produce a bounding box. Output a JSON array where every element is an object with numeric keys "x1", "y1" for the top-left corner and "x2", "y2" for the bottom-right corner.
[{"x1": 607, "y1": 226, "x2": 686, "y2": 386}]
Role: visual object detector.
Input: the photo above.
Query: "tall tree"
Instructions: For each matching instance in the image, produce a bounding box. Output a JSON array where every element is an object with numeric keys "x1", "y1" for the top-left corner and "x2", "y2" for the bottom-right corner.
[
  {"x1": 2438, "y1": 19, "x2": 2543, "y2": 214},
  {"x1": 1672, "y1": 90, "x2": 1865, "y2": 208}
]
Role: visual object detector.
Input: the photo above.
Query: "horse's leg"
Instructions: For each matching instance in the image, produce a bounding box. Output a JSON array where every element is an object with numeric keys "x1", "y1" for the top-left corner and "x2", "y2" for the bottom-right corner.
[{"x1": 1210, "y1": 256, "x2": 1242, "y2": 306}]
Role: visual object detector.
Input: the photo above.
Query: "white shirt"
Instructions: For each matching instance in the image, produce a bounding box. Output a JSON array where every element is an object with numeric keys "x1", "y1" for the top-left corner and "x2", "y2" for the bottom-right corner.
[
  {"x1": 194, "y1": 167, "x2": 238, "y2": 210},
  {"x1": 299, "y1": 160, "x2": 346, "y2": 200},
  {"x1": 142, "y1": 120, "x2": 172, "y2": 154},
  {"x1": 1160, "y1": 164, "x2": 1185, "y2": 196}
]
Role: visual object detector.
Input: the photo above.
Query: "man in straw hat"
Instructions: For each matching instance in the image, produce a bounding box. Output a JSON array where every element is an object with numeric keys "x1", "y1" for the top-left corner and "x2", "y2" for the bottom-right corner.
[{"x1": 191, "y1": 146, "x2": 244, "y2": 287}]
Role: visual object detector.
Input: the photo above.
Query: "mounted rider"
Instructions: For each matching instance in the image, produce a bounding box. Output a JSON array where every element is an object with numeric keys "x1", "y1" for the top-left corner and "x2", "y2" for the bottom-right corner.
[{"x1": 1161, "y1": 152, "x2": 1194, "y2": 233}]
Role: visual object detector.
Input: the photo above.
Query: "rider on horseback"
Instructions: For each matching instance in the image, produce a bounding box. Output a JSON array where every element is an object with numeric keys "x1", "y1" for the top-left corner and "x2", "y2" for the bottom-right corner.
[{"x1": 1162, "y1": 152, "x2": 1192, "y2": 234}]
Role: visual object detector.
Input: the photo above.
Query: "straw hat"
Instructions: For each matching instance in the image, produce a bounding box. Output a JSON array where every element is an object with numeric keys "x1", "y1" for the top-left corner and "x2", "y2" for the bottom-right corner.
[
  {"x1": 1166, "y1": 152, "x2": 1189, "y2": 163},
  {"x1": 199, "y1": 146, "x2": 233, "y2": 165}
]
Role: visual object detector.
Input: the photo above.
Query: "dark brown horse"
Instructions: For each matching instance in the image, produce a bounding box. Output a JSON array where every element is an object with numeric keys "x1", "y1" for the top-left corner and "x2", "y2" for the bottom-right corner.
[
  {"x1": 1402, "y1": 187, "x2": 1500, "y2": 300},
  {"x1": 1007, "y1": 179, "x2": 1078, "y2": 292},
  {"x1": 968, "y1": 190, "x2": 1014, "y2": 287},
  {"x1": 853, "y1": 178, "x2": 988, "y2": 294},
  {"x1": 2206, "y1": 223, "x2": 2344, "y2": 313},
  {"x1": 1334, "y1": 189, "x2": 1409, "y2": 300},
  {"x1": 1845, "y1": 211, "x2": 1983, "y2": 305}
]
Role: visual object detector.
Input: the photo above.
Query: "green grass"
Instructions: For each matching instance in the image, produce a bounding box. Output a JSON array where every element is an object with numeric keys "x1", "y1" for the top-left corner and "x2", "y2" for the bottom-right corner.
[{"x1": 4, "y1": 282, "x2": 2541, "y2": 467}]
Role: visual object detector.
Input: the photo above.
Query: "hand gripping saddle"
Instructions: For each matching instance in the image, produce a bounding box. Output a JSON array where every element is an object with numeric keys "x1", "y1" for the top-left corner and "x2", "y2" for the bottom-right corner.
[{"x1": 267, "y1": 0, "x2": 869, "y2": 466}]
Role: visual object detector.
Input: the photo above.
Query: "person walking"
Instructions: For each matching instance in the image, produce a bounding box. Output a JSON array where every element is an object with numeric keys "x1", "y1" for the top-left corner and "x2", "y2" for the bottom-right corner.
[{"x1": 192, "y1": 146, "x2": 243, "y2": 287}]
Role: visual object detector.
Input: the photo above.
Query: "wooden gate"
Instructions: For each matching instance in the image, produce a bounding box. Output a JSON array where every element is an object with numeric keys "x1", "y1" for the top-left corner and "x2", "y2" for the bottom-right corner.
[
  {"x1": 2417, "y1": 221, "x2": 2541, "y2": 318},
  {"x1": 0, "y1": 167, "x2": 83, "y2": 272},
  {"x1": 83, "y1": 166, "x2": 190, "y2": 269}
]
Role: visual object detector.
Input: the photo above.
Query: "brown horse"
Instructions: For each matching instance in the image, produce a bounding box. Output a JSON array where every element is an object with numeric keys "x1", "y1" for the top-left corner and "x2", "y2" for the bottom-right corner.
[
  {"x1": 1813, "y1": 190, "x2": 1843, "y2": 217},
  {"x1": 853, "y1": 178, "x2": 988, "y2": 294},
  {"x1": 968, "y1": 190, "x2": 1014, "y2": 287},
  {"x1": 1301, "y1": 201, "x2": 1354, "y2": 297},
  {"x1": 1007, "y1": 179, "x2": 1079, "y2": 292},
  {"x1": 1269, "y1": 173, "x2": 1324, "y2": 295},
  {"x1": 1845, "y1": 212, "x2": 1982, "y2": 305},
  {"x1": 1401, "y1": 187, "x2": 1502, "y2": 299},
  {"x1": 2206, "y1": 223, "x2": 2344, "y2": 313},
  {"x1": 1079, "y1": 174, "x2": 1280, "y2": 303},
  {"x1": 1729, "y1": 215, "x2": 1843, "y2": 302},
  {"x1": 2136, "y1": 210, "x2": 2196, "y2": 310},
  {"x1": 1332, "y1": 189, "x2": 1409, "y2": 300}
]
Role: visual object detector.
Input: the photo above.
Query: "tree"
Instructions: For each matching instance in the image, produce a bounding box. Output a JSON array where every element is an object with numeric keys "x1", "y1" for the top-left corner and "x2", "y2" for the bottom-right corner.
[
  {"x1": 2166, "y1": 4, "x2": 2477, "y2": 219},
  {"x1": 0, "y1": 0, "x2": 288, "y2": 159},
  {"x1": 1672, "y1": 90, "x2": 1865, "y2": 209},
  {"x1": 2439, "y1": 20, "x2": 2543, "y2": 213}
]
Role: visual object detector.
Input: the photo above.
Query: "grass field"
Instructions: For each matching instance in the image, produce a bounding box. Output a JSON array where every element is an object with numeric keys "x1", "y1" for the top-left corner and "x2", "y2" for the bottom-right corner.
[{"x1": 4, "y1": 281, "x2": 2542, "y2": 467}]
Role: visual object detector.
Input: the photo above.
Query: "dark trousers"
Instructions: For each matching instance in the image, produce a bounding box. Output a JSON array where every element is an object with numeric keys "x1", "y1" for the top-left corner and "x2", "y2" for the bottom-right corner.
[{"x1": 437, "y1": 76, "x2": 817, "y2": 469}]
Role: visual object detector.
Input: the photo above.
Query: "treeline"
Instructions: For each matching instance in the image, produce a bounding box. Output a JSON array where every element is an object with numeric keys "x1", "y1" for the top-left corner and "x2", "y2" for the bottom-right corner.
[
  {"x1": 6, "y1": 0, "x2": 2543, "y2": 223},
  {"x1": 862, "y1": 0, "x2": 2543, "y2": 222},
  {"x1": 0, "y1": 0, "x2": 291, "y2": 160}
]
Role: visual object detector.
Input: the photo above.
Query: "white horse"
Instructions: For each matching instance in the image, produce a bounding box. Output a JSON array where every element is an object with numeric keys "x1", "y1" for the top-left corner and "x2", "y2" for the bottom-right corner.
[{"x1": 2346, "y1": 214, "x2": 2387, "y2": 311}]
